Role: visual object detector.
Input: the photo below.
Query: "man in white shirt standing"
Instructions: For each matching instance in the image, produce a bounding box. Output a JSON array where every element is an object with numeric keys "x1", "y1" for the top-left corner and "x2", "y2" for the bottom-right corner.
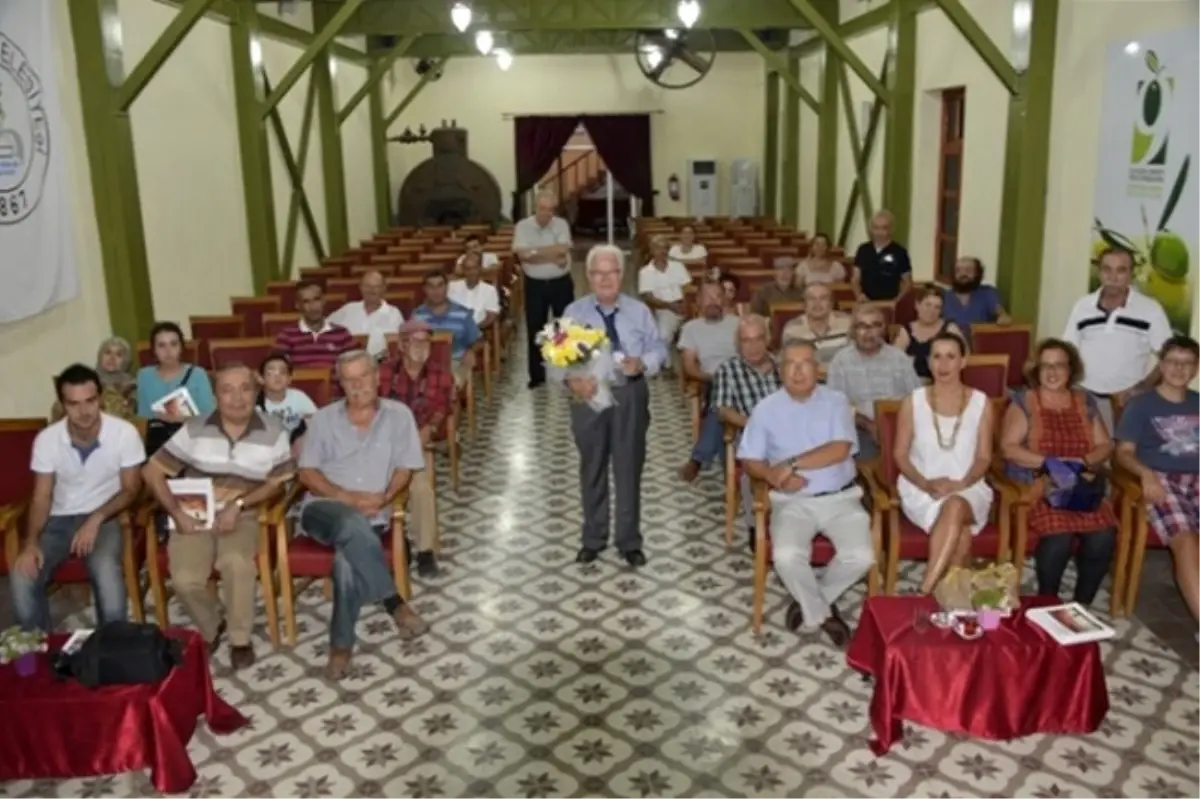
[
  {"x1": 329, "y1": 270, "x2": 404, "y2": 359},
  {"x1": 10, "y1": 364, "x2": 145, "y2": 631},
  {"x1": 456, "y1": 234, "x2": 499, "y2": 271},
  {"x1": 449, "y1": 252, "x2": 500, "y2": 332},
  {"x1": 638, "y1": 234, "x2": 692, "y2": 348},
  {"x1": 1063, "y1": 246, "x2": 1172, "y2": 434},
  {"x1": 513, "y1": 191, "x2": 574, "y2": 388}
]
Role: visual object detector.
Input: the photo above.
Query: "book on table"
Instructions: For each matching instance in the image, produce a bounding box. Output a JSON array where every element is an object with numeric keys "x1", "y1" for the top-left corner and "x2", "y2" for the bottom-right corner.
[
  {"x1": 166, "y1": 478, "x2": 215, "y2": 531},
  {"x1": 1026, "y1": 602, "x2": 1115, "y2": 645},
  {"x1": 151, "y1": 386, "x2": 199, "y2": 418}
]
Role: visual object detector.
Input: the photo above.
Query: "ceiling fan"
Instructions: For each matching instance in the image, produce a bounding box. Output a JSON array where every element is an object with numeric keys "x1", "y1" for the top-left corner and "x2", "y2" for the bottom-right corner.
[{"x1": 634, "y1": 28, "x2": 716, "y2": 90}]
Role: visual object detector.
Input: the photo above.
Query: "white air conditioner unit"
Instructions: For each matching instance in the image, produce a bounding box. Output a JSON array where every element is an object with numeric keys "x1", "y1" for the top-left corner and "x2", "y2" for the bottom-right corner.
[
  {"x1": 686, "y1": 159, "x2": 719, "y2": 218},
  {"x1": 729, "y1": 158, "x2": 758, "y2": 218}
]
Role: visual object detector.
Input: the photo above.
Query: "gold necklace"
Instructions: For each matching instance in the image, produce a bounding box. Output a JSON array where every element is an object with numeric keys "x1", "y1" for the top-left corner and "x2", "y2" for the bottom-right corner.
[{"x1": 930, "y1": 386, "x2": 968, "y2": 451}]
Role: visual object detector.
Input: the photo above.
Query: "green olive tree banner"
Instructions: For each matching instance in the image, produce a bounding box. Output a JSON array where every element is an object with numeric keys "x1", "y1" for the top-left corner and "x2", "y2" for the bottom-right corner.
[{"x1": 1090, "y1": 25, "x2": 1197, "y2": 334}]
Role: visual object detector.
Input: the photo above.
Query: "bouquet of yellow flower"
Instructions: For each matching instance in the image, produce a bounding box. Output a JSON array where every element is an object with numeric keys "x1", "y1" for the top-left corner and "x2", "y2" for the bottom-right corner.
[{"x1": 537, "y1": 318, "x2": 615, "y2": 410}]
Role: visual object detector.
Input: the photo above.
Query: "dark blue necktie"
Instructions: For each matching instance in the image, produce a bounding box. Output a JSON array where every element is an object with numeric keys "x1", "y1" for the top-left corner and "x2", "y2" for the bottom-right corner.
[{"x1": 599, "y1": 306, "x2": 621, "y2": 352}]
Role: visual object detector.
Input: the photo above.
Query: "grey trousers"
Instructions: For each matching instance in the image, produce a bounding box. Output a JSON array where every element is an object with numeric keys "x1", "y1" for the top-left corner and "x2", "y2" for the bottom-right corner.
[{"x1": 570, "y1": 379, "x2": 651, "y2": 552}]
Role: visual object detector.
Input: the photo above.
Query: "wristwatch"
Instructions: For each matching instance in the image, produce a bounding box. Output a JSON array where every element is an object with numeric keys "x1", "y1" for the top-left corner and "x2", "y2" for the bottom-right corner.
[{"x1": 234, "y1": 497, "x2": 246, "y2": 511}]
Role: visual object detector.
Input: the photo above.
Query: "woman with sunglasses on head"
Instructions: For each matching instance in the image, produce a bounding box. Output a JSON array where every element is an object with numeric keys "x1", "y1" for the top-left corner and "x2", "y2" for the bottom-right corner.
[
  {"x1": 894, "y1": 332, "x2": 995, "y2": 593},
  {"x1": 1000, "y1": 338, "x2": 1116, "y2": 605}
]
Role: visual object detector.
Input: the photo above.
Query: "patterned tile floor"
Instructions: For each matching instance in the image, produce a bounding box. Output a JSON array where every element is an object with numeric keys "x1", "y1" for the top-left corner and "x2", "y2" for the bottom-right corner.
[{"x1": 3, "y1": 335, "x2": 1200, "y2": 798}]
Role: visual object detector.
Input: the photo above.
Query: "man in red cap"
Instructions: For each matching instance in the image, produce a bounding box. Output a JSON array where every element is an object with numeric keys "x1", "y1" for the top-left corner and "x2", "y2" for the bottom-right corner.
[{"x1": 389, "y1": 319, "x2": 454, "y2": 577}]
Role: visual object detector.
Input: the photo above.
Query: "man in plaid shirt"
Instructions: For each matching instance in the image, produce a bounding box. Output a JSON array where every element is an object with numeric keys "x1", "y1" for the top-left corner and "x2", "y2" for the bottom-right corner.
[
  {"x1": 711, "y1": 314, "x2": 782, "y2": 549},
  {"x1": 390, "y1": 319, "x2": 454, "y2": 577}
]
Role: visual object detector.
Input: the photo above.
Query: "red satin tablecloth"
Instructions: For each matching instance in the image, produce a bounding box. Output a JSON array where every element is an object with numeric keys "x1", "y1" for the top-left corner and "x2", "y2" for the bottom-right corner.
[
  {"x1": 0, "y1": 628, "x2": 248, "y2": 792},
  {"x1": 847, "y1": 595, "x2": 1109, "y2": 755}
]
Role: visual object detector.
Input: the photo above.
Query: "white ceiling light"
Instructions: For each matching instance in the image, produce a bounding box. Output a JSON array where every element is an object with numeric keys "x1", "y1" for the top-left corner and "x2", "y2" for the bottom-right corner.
[
  {"x1": 645, "y1": 47, "x2": 664, "y2": 69},
  {"x1": 677, "y1": 0, "x2": 701, "y2": 29},
  {"x1": 494, "y1": 48, "x2": 513, "y2": 71},
  {"x1": 664, "y1": 28, "x2": 679, "y2": 40},
  {"x1": 475, "y1": 30, "x2": 494, "y2": 55},
  {"x1": 450, "y1": 2, "x2": 472, "y2": 32},
  {"x1": 1124, "y1": 40, "x2": 1141, "y2": 55}
]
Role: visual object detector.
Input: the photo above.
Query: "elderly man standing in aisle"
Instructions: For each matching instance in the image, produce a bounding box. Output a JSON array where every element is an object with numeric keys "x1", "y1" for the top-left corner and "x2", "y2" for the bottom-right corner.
[
  {"x1": 514, "y1": 190, "x2": 575, "y2": 389},
  {"x1": 557, "y1": 245, "x2": 667, "y2": 567}
]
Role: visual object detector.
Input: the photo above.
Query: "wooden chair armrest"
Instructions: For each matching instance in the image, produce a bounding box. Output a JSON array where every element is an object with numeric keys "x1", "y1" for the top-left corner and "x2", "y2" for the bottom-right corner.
[
  {"x1": 862, "y1": 462, "x2": 897, "y2": 509},
  {"x1": 391, "y1": 487, "x2": 410, "y2": 520},
  {"x1": 751, "y1": 477, "x2": 769, "y2": 515},
  {"x1": 265, "y1": 480, "x2": 304, "y2": 527},
  {"x1": 0, "y1": 501, "x2": 27, "y2": 533},
  {"x1": 988, "y1": 466, "x2": 1033, "y2": 505},
  {"x1": 1110, "y1": 469, "x2": 1142, "y2": 502},
  {"x1": 722, "y1": 419, "x2": 744, "y2": 444}
]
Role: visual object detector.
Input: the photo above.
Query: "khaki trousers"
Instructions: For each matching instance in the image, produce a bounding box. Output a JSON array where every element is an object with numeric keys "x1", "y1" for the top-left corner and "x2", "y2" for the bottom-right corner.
[
  {"x1": 168, "y1": 515, "x2": 259, "y2": 646},
  {"x1": 408, "y1": 451, "x2": 438, "y2": 552},
  {"x1": 451, "y1": 357, "x2": 470, "y2": 389}
]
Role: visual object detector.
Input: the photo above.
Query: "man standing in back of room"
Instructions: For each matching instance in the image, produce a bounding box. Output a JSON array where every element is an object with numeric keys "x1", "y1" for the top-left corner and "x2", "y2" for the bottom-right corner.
[
  {"x1": 514, "y1": 190, "x2": 574, "y2": 388},
  {"x1": 275, "y1": 280, "x2": 357, "y2": 368},
  {"x1": 853, "y1": 210, "x2": 912, "y2": 302}
]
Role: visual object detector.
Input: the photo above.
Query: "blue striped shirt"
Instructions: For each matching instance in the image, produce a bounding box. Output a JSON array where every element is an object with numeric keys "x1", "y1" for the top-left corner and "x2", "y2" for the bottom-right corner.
[{"x1": 413, "y1": 301, "x2": 481, "y2": 359}]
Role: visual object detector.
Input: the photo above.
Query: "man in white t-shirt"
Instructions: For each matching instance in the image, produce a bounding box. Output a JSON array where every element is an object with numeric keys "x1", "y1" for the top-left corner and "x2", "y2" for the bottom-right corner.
[
  {"x1": 10, "y1": 364, "x2": 145, "y2": 632},
  {"x1": 455, "y1": 234, "x2": 500, "y2": 271},
  {"x1": 1063, "y1": 247, "x2": 1172, "y2": 434},
  {"x1": 328, "y1": 270, "x2": 405, "y2": 359},
  {"x1": 448, "y1": 251, "x2": 501, "y2": 330},
  {"x1": 638, "y1": 234, "x2": 692, "y2": 346}
]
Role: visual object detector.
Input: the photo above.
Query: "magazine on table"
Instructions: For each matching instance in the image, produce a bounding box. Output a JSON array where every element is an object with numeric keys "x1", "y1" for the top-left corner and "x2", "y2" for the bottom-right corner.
[
  {"x1": 1026, "y1": 602, "x2": 1115, "y2": 645},
  {"x1": 151, "y1": 386, "x2": 199, "y2": 418},
  {"x1": 166, "y1": 478, "x2": 215, "y2": 531}
]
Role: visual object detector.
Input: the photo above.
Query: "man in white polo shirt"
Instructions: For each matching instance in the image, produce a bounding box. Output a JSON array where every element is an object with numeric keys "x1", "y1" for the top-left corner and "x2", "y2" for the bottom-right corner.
[
  {"x1": 513, "y1": 190, "x2": 574, "y2": 388},
  {"x1": 329, "y1": 269, "x2": 405, "y2": 359},
  {"x1": 456, "y1": 234, "x2": 500, "y2": 271},
  {"x1": 10, "y1": 364, "x2": 144, "y2": 631},
  {"x1": 449, "y1": 251, "x2": 501, "y2": 330},
  {"x1": 638, "y1": 234, "x2": 692, "y2": 348},
  {"x1": 1064, "y1": 246, "x2": 1172, "y2": 434}
]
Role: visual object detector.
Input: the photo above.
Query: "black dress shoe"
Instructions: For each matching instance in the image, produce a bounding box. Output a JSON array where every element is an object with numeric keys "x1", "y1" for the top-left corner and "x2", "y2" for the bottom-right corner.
[
  {"x1": 785, "y1": 600, "x2": 804, "y2": 632},
  {"x1": 527, "y1": 378, "x2": 545, "y2": 389},
  {"x1": 747, "y1": 527, "x2": 756, "y2": 555},
  {"x1": 821, "y1": 607, "x2": 851, "y2": 649},
  {"x1": 623, "y1": 550, "x2": 647, "y2": 568},
  {"x1": 416, "y1": 551, "x2": 439, "y2": 578},
  {"x1": 576, "y1": 547, "x2": 601, "y2": 564}
]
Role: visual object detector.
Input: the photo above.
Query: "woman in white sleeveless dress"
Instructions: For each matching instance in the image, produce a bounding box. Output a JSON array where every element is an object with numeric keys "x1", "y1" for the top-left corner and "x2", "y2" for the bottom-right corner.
[{"x1": 895, "y1": 334, "x2": 996, "y2": 593}]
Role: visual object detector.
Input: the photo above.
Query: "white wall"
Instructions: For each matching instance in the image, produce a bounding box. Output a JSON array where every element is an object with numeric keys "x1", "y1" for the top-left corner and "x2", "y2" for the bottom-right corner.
[
  {"x1": 384, "y1": 52, "x2": 767, "y2": 218},
  {"x1": 0, "y1": 0, "x2": 110, "y2": 417},
  {"x1": 1039, "y1": 0, "x2": 1200, "y2": 339}
]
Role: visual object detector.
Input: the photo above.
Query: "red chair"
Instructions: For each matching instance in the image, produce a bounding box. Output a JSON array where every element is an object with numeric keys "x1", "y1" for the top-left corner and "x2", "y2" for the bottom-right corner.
[
  {"x1": 767, "y1": 301, "x2": 806, "y2": 351},
  {"x1": 327, "y1": 278, "x2": 361, "y2": 303},
  {"x1": 265, "y1": 281, "x2": 298, "y2": 312},
  {"x1": 386, "y1": 291, "x2": 417, "y2": 317},
  {"x1": 189, "y1": 315, "x2": 245, "y2": 369},
  {"x1": 962, "y1": 354, "x2": 1010, "y2": 398},
  {"x1": 748, "y1": 474, "x2": 884, "y2": 633},
  {"x1": 136, "y1": 339, "x2": 199, "y2": 368},
  {"x1": 837, "y1": 299, "x2": 896, "y2": 328},
  {"x1": 972, "y1": 324, "x2": 1033, "y2": 389},
  {"x1": 231, "y1": 296, "x2": 281, "y2": 337},
  {"x1": 828, "y1": 282, "x2": 857, "y2": 306},
  {"x1": 209, "y1": 337, "x2": 275, "y2": 371},
  {"x1": 869, "y1": 399, "x2": 1016, "y2": 594},
  {"x1": 0, "y1": 419, "x2": 48, "y2": 575},
  {"x1": 275, "y1": 488, "x2": 411, "y2": 645},
  {"x1": 298, "y1": 266, "x2": 344, "y2": 286},
  {"x1": 262, "y1": 313, "x2": 301, "y2": 339},
  {"x1": 291, "y1": 367, "x2": 333, "y2": 408}
]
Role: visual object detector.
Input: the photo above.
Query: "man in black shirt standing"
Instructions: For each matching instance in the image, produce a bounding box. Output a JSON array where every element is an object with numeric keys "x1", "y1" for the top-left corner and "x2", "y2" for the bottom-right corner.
[{"x1": 852, "y1": 210, "x2": 912, "y2": 301}]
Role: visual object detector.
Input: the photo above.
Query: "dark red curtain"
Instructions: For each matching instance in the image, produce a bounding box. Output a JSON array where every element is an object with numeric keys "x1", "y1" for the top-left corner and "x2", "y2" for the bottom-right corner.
[
  {"x1": 581, "y1": 114, "x2": 654, "y2": 216},
  {"x1": 513, "y1": 116, "x2": 580, "y2": 217}
]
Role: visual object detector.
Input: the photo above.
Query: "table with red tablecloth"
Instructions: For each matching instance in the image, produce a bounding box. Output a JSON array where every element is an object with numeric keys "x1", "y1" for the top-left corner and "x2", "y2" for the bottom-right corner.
[
  {"x1": 846, "y1": 595, "x2": 1109, "y2": 755},
  {"x1": 0, "y1": 628, "x2": 248, "y2": 792}
]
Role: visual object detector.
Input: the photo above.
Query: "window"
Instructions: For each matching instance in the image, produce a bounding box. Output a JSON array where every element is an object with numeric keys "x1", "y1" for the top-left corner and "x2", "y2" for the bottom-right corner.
[{"x1": 934, "y1": 88, "x2": 965, "y2": 281}]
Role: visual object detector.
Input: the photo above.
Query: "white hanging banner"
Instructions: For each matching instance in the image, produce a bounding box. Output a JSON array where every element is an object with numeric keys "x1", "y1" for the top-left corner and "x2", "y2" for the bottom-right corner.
[
  {"x1": 0, "y1": 0, "x2": 79, "y2": 322},
  {"x1": 1089, "y1": 26, "x2": 1198, "y2": 334}
]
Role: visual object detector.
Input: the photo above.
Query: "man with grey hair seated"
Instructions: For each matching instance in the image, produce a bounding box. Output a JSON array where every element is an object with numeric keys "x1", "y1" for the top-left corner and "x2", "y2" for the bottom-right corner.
[
  {"x1": 297, "y1": 349, "x2": 429, "y2": 680},
  {"x1": 750, "y1": 256, "x2": 806, "y2": 317},
  {"x1": 513, "y1": 190, "x2": 574, "y2": 389},
  {"x1": 638, "y1": 234, "x2": 692, "y2": 348},
  {"x1": 557, "y1": 245, "x2": 668, "y2": 567}
]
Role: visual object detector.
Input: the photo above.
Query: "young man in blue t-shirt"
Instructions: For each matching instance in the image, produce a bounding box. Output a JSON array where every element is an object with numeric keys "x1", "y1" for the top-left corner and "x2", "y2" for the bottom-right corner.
[{"x1": 1116, "y1": 335, "x2": 1200, "y2": 621}]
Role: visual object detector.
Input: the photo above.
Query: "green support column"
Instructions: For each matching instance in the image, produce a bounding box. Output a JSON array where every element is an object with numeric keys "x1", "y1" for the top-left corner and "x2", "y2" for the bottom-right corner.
[
  {"x1": 313, "y1": 5, "x2": 350, "y2": 256},
  {"x1": 68, "y1": 0, "x2": 156, "y2": 343},
  {"x1": 369, "y1": 70, "x2": 393, "y2": 231},
  {"x1": 763, "y1": 69, "x2": 780, "y2": 219},
  {"x1": 882, "y1": 0, "x2": 917, "y2": 244},
  {"x1": 996, "y1": 0, "x2": 1059, "y2": 322},
  {"x1": 814, "y1": 45, "x2": 839, "y2": 237},
  {"x1": 780, "y1": 53, "x2": 801, "y2": 226},
  {"x1": 230, "y1": 0, "x2": 280, "y2": 290}
]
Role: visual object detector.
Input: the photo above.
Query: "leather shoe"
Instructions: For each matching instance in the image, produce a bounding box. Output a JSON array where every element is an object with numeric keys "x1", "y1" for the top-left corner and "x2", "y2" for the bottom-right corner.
[
  {"x1": 820, "y1": 606, "x2": 851, "y2": 649},
  {"x1": 416, "y1": 550, "x2": 439, "y2": 578},
  {"x1": 623, "y1": 550, "x2": 647, "y2": 568},
  {"x1": 785, "y1": 601, "x2": 804, "y2": 632},
  {"x1": 575, "y1": 547, "x2": 601, "y2": 564},
  {"x1": 230, "y1": 645, "x2": 255, "y2": 671}
]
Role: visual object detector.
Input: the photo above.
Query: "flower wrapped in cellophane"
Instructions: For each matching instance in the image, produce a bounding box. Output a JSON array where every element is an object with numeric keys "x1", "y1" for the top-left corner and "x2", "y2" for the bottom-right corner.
[{"x1": 537, "y1": 318, "x2": 614, "y2": 411}]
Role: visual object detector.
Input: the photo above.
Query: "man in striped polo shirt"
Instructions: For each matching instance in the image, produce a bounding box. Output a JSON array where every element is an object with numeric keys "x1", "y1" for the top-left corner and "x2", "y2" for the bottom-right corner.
[
  {"x1": 412, "y1": 270, "x2": 481, "y2": 387},
  {"x1": 144, "y1": 363, "x2": 294, "y2": 670},
  {"x1": 274, "y1": 280, "x2": 357, "y2": 368}
]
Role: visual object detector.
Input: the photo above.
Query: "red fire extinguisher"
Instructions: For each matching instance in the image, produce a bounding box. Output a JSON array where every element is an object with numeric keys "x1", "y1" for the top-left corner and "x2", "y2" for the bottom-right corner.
[{"x1": 667, "y1": 173, "x2": 681, "y2": 201}]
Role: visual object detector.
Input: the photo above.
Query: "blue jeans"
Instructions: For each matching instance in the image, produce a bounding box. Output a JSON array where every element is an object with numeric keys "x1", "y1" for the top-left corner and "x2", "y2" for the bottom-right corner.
[
  {"x1": 856, "y1": 428, "x2": 879, "y2": 461},
  {"x1": 300, "y1": 500, "x2": 398, "y2": 650},
  {"x1": 691, "y1": 408, "x2": 724, "y2": 468},
  {"x1": 10, "y1": 515, "x2": 128, "y2": 632}
]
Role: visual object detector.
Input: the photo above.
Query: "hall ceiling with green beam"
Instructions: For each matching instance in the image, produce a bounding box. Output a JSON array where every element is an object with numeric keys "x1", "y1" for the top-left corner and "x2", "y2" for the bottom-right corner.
[
  {"x1": 320, "y1": 0, "x2": 829, "y2": 35},
  {"x1": 389, "y1": 29, "x2": 789, "y2": 57}
]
